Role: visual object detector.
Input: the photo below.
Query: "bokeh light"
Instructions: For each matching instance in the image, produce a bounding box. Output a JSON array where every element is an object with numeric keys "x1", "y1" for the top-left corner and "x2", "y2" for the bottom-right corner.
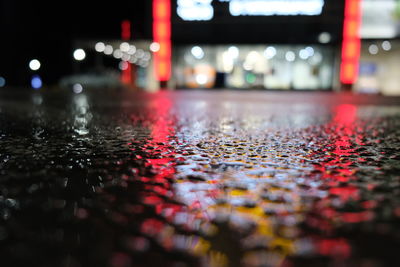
[
  {"x1": 29, "y1": 59, "x2": 41, "y2": 71},
  {"x1": 73, "y1": 49, "x2": 86, "y2": 61}
]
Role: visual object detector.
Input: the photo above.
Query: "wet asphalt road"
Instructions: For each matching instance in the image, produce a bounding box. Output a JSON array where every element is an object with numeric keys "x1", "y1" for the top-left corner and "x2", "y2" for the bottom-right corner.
[{"x1": 0, "y1": 89, "x2": 400, "y2": 267}]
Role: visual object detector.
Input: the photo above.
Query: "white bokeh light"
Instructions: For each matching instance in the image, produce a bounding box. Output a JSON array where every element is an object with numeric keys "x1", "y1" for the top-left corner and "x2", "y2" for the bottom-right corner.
[
  {"x1": 382, "y1": 41, "x2": 391, "y2": 51},
  {"x1": 104, "y1": 45, "x2": 113, "y2": 55},
  {"x1": 95, "y1": 42, "x2": 105, "y2": 52},
  {"x1": 285, "y1": 51, "x2": 296, "y2": 62},
  {"x1": 150, "y1": 42, "x2": 160, "y2": 52},
  {"x1": 73, "y1": 49, "x2": 86, "y2": 61},
  {"x1": 120, "y1": 42, "x2": 130, "y2": 52},
  {"x1": 264, "y1": 46, "x2": 276, "y2": 59},
  {"x1": 73, "y1": 83, "x2": 83, "y2": 94},
  {"x1": 191, "y1": 46, "x2": 205, "y2": 59},
  {"x1": 305, "y1": 46, "x2": 315, "y2": 57},
  {"x1": 299, "y1": 49, "x2": 310, "y2": 60},
  {"x1": 29, "y1": 59, "x2": 41, "y2": 71},
  {"x1": 368, "y1": 44, "x2": 378, "y2": 55},
  {"x1": 113, "y1": 49, "x2": 123, "y2": 59},
  {"x1": 228, "y1": 46, "x2": 239, "y2": 59},
  {"x1": 196, "y1": 74, "x2": 208, "y2": 85},
  {"x1": 318, "y1": 32, "x2": 331, "y2": 44}
]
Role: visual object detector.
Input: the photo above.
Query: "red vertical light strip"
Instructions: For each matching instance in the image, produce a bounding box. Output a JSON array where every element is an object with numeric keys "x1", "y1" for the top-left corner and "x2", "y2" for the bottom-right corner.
[
  {"x1": 121, "y1": 20, "x2": 132, "y2": 84},
  {"x1": 122, "y1": 20, "x2": 131, "y2": 40},
  {"x1": 121, "y1": 63, "x2": 132, "y2": 84},
  {"x1": 340, "y1": 0, "x2": 362, "y2": 85},
  {"x1": 153, "y1": 0, "x2": 171, "y2": 82}
]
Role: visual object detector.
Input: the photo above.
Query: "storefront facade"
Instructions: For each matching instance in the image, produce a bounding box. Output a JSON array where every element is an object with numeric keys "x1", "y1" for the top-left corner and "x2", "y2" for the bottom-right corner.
[
  {"x1": 355, "y1": 0, "x2": 400, "y2": 95},
  {"x1": 170, "y1": 0, "x2": 345, "y2": 90}
]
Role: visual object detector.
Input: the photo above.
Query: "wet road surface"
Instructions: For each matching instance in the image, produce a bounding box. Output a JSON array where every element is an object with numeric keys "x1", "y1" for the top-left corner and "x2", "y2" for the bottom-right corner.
[{"x1": 1, "y1": 89, "x2": 400, "y2": 267}]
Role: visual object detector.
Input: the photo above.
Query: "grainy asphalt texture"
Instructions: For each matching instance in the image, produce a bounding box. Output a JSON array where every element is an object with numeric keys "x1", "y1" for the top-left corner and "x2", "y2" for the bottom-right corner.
[{"x1": 1, "y1": 89, "x2": 400, "y2": 267}]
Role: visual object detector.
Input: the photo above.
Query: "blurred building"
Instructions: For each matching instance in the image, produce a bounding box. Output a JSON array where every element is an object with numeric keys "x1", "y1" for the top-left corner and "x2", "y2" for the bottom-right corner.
[
  {"x1": 68, "y1": 39, "x2": 158, "y2": 91},
  {"x1": 170, "y1": 0, "x2": 345, "y2": 91},
  {"x1": 65, "y1": 0, "x2": 400, "y2": 94},
  {"x1": 355, "y1": 0, "x2": 400, "y2": 96}
]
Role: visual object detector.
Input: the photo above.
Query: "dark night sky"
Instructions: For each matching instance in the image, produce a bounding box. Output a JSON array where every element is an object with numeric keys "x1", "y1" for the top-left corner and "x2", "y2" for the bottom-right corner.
[{"x1": 0, "y1": 0, "x2": 151, "y2": 86}]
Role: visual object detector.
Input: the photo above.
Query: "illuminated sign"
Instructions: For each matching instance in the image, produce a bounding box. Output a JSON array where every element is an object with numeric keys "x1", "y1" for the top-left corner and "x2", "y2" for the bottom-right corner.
[
  {"x1": 177, "y1": 0, "x2": 213, "y2": 21},
  {"x1": 227, "y1": 0, "x2": 325, "y2": 16},
  {"x1": 360, "y1": 0, "x2": 400, "y2": 38},
  {"x1": 153, "y1": 0, "x2": 172, "y2": 81},
  {"x1": 340, "y1": 0, "x2": 361, "y2": 85},
  {"x1": 177, "y1": 0, "x2": 325, "y2": 21}
]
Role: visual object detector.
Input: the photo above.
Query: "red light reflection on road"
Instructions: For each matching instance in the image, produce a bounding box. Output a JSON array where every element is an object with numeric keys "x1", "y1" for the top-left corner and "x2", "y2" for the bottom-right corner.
[
  {"x1": 137, "y1": 96, "x2": 185, "y2": 242},
  {"x1": 314, "y1": 104, "x2": 359, "y2": 183},
  {"x1": 307, "y1": 104, "x2": 371, "y2": 260},
  {"x1": 318, "y1": 238, "x2": 351, "y2": 258}
]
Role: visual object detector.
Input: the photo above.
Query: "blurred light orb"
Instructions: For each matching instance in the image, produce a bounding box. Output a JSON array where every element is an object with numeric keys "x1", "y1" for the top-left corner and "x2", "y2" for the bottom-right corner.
[
  {"x1": 32, "y1": 94, "x2": 43, "y2": 105},
  {"x1": 73, "y1": 49, "x2": 86, "y2": 61},
  {"x1": 264, "y1": 46, "x2": 276, "y2": 59},
  {"x1": 309, "y1": 52, "x2": 323, "y2": 65},
  {"x1": 150, "y1": 42, "x2": 160, "y2": 52},
  {"x1": 299, "y1": 49, "x2": 310, "y2": 60},
  {"x1": 243, "y1": 61, "x2": 253, "y2": 71},
  {"x1": 285, "y1": 51, "x2": 296, "y2": 62},
  {"x1": 0, "y1": 77, "x2": 5, "y2": 87},
  {"x1": 382, "y1": 41, "x2": 391, "y2": 51},
  {"x1": 247, "y1": 51, "x2": 259, "y2": 62},
  {"x1": 191, "y1": 46, "x2": 204, "y2": 59},
  {"x1": 113, "y1": 49, "x2": 123, "y2": 59},
  {"x1": 136, "y1": 49, "x2": 144, "y2": 58},
  {"x1": 29, "y1": 59, "x2": 41, "y2": 71},
  {"x1": 119, "y1": 61, "x2": 129, "y2": 70},
  {"x1": 140, "y1": 61, "x2": 149, "y2": 68},
  {"x1": 129, "y1": 57, "x2": 138, "y2": 64},
  {"x1": 196, "y1": 74, "x2": 208, "y2": 85},
  {"x1": 368, "y1": 44, "x2": 378, "y2": 55},
  {"x1": 121, "y1": 54, "x2": 130, "y2": 61},
  {"x1": 104, "y1": 45, "x2": 113, "y2": 55},
  {"x1": 31, "y1": 75, "x2": 42, "y2": 89},
  {"x1": 228, "y1": 46, "x2": 239, "y2": 59},
  {"x1": 305, "y1": 46, "x2": 315, "y2": 57},
  {"x1": 95, "y1": 42, "x2": 105, "y2": 52},
  {"x1": 222, "y1": 51, "x2": 234, "y2": 72},
  {"x1": 143, "y1": 52, "x2": 151, "y2": 61},
  {"x1": 318, "y1": 32, "x2": 331, "y2": 44},
  {"x1": 128, "y1": 45, "x2": 137, "y2": 55},
  {"x1": 73, "y1": 83, "x2": 83, "y2": 94},
  {"x1": 120, "y1": 42, "x2": 130, "y2": 52}
]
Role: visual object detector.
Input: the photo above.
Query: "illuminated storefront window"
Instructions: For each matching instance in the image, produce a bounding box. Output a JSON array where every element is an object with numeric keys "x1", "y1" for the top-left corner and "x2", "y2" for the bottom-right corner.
[{"x1": 174, "y1": 45, "x2": 334, "y2": 90}]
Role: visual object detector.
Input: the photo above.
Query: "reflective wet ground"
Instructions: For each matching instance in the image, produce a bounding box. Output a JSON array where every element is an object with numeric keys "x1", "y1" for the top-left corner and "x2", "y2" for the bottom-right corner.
[{"x1": 0, "y1": 89, "x2": 400, "y2": 267}]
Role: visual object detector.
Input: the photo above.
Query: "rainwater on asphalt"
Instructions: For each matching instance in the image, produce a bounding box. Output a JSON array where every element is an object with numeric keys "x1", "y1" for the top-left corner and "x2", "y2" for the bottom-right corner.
[{"x1": 0, "y1": 89, "x2": 400, "y2": 267}]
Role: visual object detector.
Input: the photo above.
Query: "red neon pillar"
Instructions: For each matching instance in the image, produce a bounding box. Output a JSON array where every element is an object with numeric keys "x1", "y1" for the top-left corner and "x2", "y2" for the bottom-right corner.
[
  {"x1": 121, "y1": 20, "x2": 131, "y2": 40},
  {"x1": 121, "y1": 20, "x2": 132, "y2": 85},
  {"x1": 153, "y1": 0, "x2": 171, "y2": 85},
  {"x1": 340, "y1": 0, "x2": 362, "y2": 85}
]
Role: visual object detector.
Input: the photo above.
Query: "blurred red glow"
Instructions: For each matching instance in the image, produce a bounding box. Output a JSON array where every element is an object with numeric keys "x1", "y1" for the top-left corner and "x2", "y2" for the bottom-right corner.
[
  {"x1": 121, "y1": 20, "x2": 131, "y2": 40},
  {"x1": 334, "y1": 104, "x2": 357, "y2": 126},
  {"x1": 121, "y1": 20, "x2": 132, "y2": 84},
  {"x1": 318, "y1": 238, "x2": 351, "y2": 258},
  {"x1": 153, "y1": 0, "x2": 171, "y2": 82},
  {"x1": 121, "y1": 61, "x2": 132, "y2": 84},
  {"x1": 340, "y1": 0, "x2": 361, "y2": 84},
  {"x1": 138, "y1": 96, "x2": 183, "y2": 238}
]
